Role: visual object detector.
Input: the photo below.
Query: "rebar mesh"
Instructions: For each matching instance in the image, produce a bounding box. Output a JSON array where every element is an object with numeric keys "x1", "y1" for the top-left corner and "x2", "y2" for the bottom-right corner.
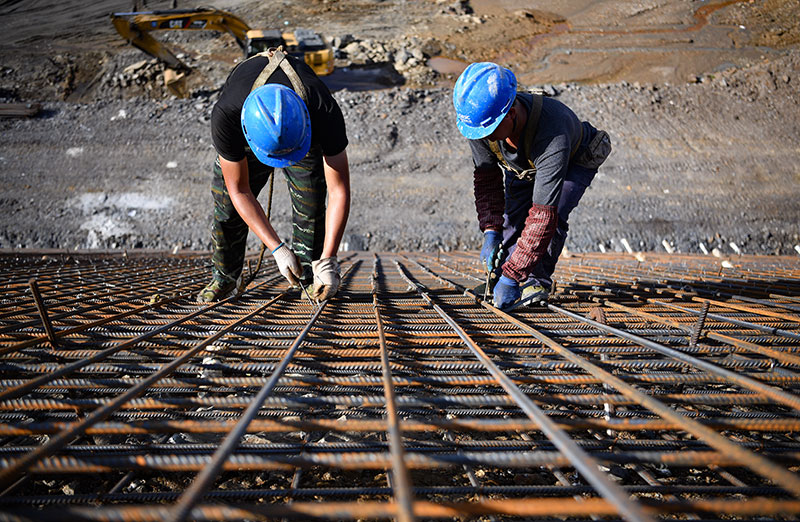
[{"x1": 1, "y1": 250, "x2": 799, "y2": 521}]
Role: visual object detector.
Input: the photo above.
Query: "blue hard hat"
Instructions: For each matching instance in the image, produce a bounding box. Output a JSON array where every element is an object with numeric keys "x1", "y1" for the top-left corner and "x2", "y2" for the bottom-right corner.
[
  {"x1": 241, "y1": 84, "x2": 311, "y2": 168},
  {"x1": 453, "y1": 62, "x2": 517, "y2": 139}
]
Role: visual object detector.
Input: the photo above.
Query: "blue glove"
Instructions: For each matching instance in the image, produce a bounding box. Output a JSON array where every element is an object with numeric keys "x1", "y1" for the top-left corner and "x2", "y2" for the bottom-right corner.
[
  {"x1": 493, "y1": 275, "x2": 520, "y2": 309},
  {"x1": 480, "y1": 230, "x2": 502, "y2": 272}
]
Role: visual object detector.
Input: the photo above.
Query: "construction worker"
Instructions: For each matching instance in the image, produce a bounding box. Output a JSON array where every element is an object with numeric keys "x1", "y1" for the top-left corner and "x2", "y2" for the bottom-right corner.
[
  {"x1": 197, "y1": 49, "x2": 350, "y2": 302},
  {"x1": 453, "y1": 62, "x2": 611, "y2": 310}
]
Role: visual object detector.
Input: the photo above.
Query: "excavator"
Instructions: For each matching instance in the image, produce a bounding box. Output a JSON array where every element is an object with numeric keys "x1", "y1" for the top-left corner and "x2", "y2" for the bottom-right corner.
[{"x1": 111, "y1": 8, "x2": 334, "y2": 96}]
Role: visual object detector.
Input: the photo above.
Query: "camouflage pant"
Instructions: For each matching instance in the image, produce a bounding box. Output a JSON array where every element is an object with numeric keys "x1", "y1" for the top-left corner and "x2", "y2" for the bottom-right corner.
[{"x1": 209, "y1": 147, "x2": 326, "y2": 285}]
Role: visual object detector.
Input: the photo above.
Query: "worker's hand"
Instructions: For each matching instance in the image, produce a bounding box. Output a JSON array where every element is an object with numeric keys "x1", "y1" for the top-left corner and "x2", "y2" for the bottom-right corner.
[
  {"x1": 493, "y1": 275, "x2": 520, "y2": 310},
  {"x1": 272, "y1": 243, "x2": 302, "y2": 286},
  {"x1": 480, "y1": 230, "x2": 502, "y2": 272},
  {"x1": 312, "y1": 257, "x2": 341, "y2": 300}
]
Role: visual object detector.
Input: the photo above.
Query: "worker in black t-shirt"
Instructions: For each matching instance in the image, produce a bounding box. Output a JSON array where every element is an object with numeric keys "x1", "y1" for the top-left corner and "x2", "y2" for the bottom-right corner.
[{"x1": 197, "y1": 52, "x2": 350, "y2": 302}]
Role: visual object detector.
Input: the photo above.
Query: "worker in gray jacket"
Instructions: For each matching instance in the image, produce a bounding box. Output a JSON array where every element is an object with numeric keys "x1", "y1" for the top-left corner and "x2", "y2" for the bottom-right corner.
[{"x1": 453, "y1": 62, "x2": 611, "y2": 310}]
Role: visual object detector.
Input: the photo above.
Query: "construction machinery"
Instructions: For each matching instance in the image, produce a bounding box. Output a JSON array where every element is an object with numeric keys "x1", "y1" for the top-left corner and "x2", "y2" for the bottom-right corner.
[{"x1": 111, "y1": 8, "x2": 334, "y2": 95}]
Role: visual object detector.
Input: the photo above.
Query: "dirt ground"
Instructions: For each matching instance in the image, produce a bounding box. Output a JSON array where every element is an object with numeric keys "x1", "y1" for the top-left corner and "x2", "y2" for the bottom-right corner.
[{"x1": 0, "y1": 0, "x2": 798, "y2": 256}]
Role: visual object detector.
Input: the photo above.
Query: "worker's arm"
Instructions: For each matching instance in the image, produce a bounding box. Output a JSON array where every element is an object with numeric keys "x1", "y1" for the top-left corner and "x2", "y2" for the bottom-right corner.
[
  {"x1": 468, "y1": 138, "x2": 505, "y2": 233},
  {"x1": 473, "y1": 164, "x2": 505, "y2": 233},
  {"x1": 320, "y1": 149, "x2": 351, "y2": 259},
  {"x1": 501, "y1": 204, "x2": 558, "y2": 281},
  {"x1": 501, "y1": 138, "x2": 569, "y2": 282},
  {"x1": 219, "y1": 156, "x2": 282, "y2": 252}
]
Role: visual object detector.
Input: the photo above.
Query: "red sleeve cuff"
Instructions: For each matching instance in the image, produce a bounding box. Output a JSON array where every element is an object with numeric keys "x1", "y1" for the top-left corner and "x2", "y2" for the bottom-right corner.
[{"x1": 502, "y1": 204, "x2": 558, "y2": 281}]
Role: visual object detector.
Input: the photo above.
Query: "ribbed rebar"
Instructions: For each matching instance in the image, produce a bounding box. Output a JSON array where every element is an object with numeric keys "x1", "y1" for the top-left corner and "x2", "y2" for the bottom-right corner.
[{"x1": 0, "y1": 251, "x2": 799, "y2": 520}]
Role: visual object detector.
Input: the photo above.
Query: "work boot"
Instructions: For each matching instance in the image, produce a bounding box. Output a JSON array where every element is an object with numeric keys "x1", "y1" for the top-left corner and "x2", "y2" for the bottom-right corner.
[
  {"x1": 518, "y1": 284, "x2": 549, "y2": 307},
  {"x1": 196, "y1": 279, "x2": 236, "y2": 303}
]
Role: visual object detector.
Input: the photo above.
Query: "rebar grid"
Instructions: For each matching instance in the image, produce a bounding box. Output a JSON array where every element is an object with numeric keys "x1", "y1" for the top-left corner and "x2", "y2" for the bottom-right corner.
[{"x1": 1, "y1": 250, "x2": 799, "y2": 521}]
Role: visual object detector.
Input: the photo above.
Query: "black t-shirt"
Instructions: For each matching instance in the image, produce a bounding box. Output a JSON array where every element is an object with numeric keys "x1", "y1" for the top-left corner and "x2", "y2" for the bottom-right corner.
[{"x1": 211, "y1": 55, "x2": 348, "y2": 162}]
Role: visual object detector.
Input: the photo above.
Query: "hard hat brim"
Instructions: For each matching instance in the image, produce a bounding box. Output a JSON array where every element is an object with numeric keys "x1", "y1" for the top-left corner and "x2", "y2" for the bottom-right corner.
[
  {"x1": 252, "y1": 129, "x2": 312, "y2": 168},
  {"x1": 456, "y1": 111, "x2": 505, "y2": 140}
]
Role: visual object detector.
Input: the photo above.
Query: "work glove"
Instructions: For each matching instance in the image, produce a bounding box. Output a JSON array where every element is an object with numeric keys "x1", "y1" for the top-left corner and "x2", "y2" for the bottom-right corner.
[
  {"x1": 493, "y1": 275, "x2": 521, "y2": 310},
  {"x1": 312, "y1": 256, "x2": 341, "y2": 300},
  {"x1": 480, "y1": 230, "x2": 502, "y2": 272},
  {"x1": 271, "y1": 243, "x2": 302, "y2": 286}
]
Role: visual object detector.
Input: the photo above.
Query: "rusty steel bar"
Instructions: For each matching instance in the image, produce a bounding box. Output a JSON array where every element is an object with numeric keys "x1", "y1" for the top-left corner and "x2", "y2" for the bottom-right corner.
[
  {"x1": 14, "y1": 369, "x2": 800, "y2": 391},
  {"x1": 6, "y1": 497, "x2": 800, "y2": 520},
  {"x1": 0, "y1": 288, "x2": 286, "y2": 491},
  {"x1": 26, "y1": 279, "x2": 57, "y2": 347},
  {"x1": 0, "y1": 258, "x2": 195, "y2": 307},
  {"x1": 601, "y1": 300, "x2": 800, "y2": 368},
  {"x1": 372, "y1": 255, "x2": 416, "y2": 522},
  {"x1": 413, "y1": 253, "x2": 800, "y2": 493},
  {"x1": 1, "y1": 251, "x2": 800, "y2": 520},
  {"x1": 392, "y1": 258, "x2": 654, "y2": 522},
  {"x1": 690, "y1": 296, "x2": 800, "y2": 324},
  {"x1": 506, "y1": 302, "x2": 800, "y2": 496},
  {"x1": 168, "y1": 297, "x2": 328, "y2": 522},
  {"x1": 11, "y1": 449, "x2": 799, "y2": 478},
  {"x1": 548, "y1": 303, "x2": 800, "y2": 412},
  {"x1": 12, "y1": 389, "x2": 796, "y2": 411},
  {"x1": 654, "y1": 298, "x2": 800, "y2": 341},
  {"x1": 6, "y1": 415, "x2": 800, "y2": 437},
  {"x1": 169, "y1": 262, "x2": 358, "y2": 522},
  {"x1": 0, "y1": 263, "x2": 207, "y2": 330},
  {"x1": 0, "y1": 291, "x2": 190, "y2": 354},
  {"x1": 0, "y1": 274, "x2": 283, "y2": 403}
]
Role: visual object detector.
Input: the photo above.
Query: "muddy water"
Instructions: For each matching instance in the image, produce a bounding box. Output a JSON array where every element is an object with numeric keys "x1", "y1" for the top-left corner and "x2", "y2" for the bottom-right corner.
[
  {"x1": 321, "y1": 64, "x2": 402, "y2": 92},
  {"x1": 427, "y1": 56, "x2": 467, "y2": 75},
  {"x1": 448, "y1": 0, "x2": 761, "y2": 85}
]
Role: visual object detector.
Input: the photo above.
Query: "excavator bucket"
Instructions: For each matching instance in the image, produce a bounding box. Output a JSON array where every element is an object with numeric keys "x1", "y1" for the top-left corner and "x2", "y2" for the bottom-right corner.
[{"x1": 164, "y1": 68, "x2": 188, "y2": 98}]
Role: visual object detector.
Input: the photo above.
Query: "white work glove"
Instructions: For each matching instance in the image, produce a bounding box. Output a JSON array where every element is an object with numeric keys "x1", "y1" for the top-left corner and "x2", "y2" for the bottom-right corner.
[
  {"x1": 271, "y1": 243, "x2": 302, "y2": 286},
  {"x1": 312, "y1": 256, "x2": 340, "y2": 300}
]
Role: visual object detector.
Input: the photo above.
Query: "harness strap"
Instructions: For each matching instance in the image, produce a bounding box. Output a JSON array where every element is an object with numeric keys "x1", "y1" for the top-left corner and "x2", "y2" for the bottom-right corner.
[
  {"x1": 522, "y1": 93, "x2": 543, "y2": 170},
  {"x1": 239, "y1": 47, "x2": 307, "y2": 294},
  {"x1": 249, "y1": 47, "x2": 308, "y2": 103},
  {"x1": 488, "y1": 93, "x2": 582, "y2": 179},
  {"x1": 487, "y1": 140, "x2": 503, "y2": 165},
  {"x1": 573, "y1": 125, "x2": 583, "y2": 159}
]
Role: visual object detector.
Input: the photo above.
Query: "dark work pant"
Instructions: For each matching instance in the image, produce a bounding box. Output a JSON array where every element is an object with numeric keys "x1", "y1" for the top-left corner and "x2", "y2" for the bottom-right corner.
[
  {"x1": 209, "y1": 147, "x2": 327, "y2": 285},
  {"x1": 501, "y1": 163, "x2": 597, "y2": 290}
]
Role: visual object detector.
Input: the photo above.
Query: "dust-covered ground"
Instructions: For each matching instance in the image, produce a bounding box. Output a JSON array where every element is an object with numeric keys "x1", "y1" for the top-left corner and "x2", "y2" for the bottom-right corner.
[{"x1": 0, "y1": 0, "x2": 799, "y2": 256}]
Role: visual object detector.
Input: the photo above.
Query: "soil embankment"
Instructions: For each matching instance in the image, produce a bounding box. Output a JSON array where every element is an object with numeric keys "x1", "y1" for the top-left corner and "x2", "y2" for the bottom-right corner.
[{"x1": 1, "y1": 0, "x2": 798, "y2": 256}]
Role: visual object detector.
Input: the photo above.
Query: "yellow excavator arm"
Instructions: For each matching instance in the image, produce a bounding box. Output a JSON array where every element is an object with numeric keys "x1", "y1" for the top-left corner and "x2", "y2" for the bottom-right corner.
[
  {"x1": 111, "y1": 8, "x2": 251, "y2": 71},
  {"x1": 111, "y1": 7, "x2": 334, "y2": 96}
]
